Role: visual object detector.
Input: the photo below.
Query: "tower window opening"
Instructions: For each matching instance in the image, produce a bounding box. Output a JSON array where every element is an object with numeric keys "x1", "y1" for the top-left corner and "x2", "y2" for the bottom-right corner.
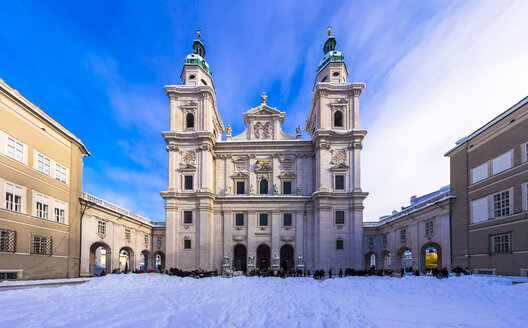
[
  {"x1": 321, "y1": 76, "x2": 328, "y2": 83},
  {"x1": 334, "y1": 111, "x2": 343, "y2": 127},
  {"x1": 186, "y1": 113, "x2": 195, "y2": 129},
  {"x1": 332, "y1": 71, "x2": 340, "y2": 77},
  {"x1": 201, "y1": 79, "x2": 208, "y2": 86}
]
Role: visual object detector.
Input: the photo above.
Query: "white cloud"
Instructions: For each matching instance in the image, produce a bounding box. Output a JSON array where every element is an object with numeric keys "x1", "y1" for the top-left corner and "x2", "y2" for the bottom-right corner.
[{"x1": 352, "y1": 0, "x2": 528, "y2": 220}]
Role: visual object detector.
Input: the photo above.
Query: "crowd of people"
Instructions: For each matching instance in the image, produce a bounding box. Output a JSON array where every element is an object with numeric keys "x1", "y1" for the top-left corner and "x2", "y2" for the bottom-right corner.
[{"x1": 97, "y1": 265, "x2": 473, "y2": 280}]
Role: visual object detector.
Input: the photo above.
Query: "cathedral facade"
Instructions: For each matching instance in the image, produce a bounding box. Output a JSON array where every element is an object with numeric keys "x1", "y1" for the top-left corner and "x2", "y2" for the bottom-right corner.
[{"x1": 161, "y1": 33, "x2": 368, "y2": 272}]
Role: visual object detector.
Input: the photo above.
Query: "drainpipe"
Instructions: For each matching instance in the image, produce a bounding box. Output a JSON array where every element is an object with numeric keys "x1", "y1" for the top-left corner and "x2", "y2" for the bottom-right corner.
[{"x1": 78, "y1": 201, "x2": 89, "y2": 277}]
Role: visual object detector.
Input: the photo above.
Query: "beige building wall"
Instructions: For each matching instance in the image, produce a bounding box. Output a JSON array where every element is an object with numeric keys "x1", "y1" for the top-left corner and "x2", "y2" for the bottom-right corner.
[
  {"x1": 446, "y1": 96, "x2": 528, "y2": 276},
  {"x1": 79, "y1": 193, "x2": 166, "y2": 276},
  {"x1": 0, "y1": 78, "x2": 89, "y2": 280},
  {"x1": 363, "y1": 186, "x2": 452, "y2": 273}
]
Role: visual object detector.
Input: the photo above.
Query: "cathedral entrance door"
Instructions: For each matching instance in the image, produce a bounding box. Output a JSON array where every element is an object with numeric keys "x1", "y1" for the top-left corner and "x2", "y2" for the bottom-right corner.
[
  {"x1": 256, "y1": 244, "x2": 271, "y2": 271},
  {"x1": 233, "y1": 244, "x2": 247, "y2": 273},
  {"x1": 280, "y1": 244, "x2": 294, "y2": 271}
]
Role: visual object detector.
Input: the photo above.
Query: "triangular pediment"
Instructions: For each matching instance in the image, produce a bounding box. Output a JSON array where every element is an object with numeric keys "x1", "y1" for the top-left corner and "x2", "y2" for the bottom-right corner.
[{"x1": 247, "y1": 104, "x2": 281, "y2": 116}]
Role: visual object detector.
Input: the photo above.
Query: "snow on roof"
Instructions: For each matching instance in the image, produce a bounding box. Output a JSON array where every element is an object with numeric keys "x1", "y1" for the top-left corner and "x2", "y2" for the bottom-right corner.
[
  {"x1": 445, "y1": 95, "x2": 528, "y2": 156},
  {"x1": 364, "y1": 185, "x2": 453, "y2": 228}
]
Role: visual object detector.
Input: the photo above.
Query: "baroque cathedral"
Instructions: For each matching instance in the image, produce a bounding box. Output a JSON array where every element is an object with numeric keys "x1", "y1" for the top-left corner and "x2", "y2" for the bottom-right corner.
[{"x1": 161, "y1": 29, "x2": 368, "y2": 272}]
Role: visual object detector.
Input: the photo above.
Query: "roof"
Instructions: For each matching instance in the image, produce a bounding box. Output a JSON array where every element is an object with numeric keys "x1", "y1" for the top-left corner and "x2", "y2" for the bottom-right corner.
[
  {"x1": 0, "y1": 78, "x2": 91, "y2": 156},
  {"x1": 364, "y1": 185, "x2": 453, "y2": 228},
  {"x1": 445, "y1": 95, "x2": 528, "y2": 156},
  {"x1": 80, "y1": 192, "x2": 165, "y2": 227}
]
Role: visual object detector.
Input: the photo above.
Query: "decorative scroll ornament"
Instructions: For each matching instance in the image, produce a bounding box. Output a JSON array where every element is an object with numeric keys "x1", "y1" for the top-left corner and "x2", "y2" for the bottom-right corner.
[
  {"x1": 331, "y1": 149, "x2": 347, "y2": 165},
  {"x1": 182, "y1": 151, "x2": 196, "y2": 165}
]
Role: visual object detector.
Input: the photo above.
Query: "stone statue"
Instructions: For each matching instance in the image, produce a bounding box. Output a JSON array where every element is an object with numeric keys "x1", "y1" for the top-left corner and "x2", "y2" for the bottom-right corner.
[
  {"x1": 296, "y1": 125, "x2": 301, "y2": 135},
  {"x1": 222, "y1": 255, "x2": 229, "y2": 266},
  {"x1": 297, "y1": 185, "x2": 302, "y2": 194},
  {"x1": 261, "y1": 92, "x2": 267, "y2": 104},
  {"x1": 273, "y1": 184, "x2": 278, "y2": 195},
  {"x1": 250, "y1": 184, "x2": 255, "y2": 195},
  {"x1": 226, "y1": 124, "x2": 232, "y2": 137}
]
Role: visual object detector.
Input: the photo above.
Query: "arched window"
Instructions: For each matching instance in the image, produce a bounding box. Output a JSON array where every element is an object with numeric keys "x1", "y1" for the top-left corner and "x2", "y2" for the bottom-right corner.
[
  {"x1": 334, "y1": 111, "x2": 343, "y2": 127},
  {"x1": 259, "y1": 179, "x2": 268, "y2": 194},
  {"x1": 186, "y1": 113, "x2": 195, "y2": 129}
]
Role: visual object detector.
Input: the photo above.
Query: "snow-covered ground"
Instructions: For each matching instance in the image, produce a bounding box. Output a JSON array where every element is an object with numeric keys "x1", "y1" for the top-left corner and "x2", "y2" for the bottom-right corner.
[{"x1": 0, "y1": 274, "x2": 526, "y2": 328}]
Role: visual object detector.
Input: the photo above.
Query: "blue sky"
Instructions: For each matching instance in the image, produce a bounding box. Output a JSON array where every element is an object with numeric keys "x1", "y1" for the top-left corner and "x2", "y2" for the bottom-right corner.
[{"x1": 1, "y1": 1, "x2": 527, "y2": 221}]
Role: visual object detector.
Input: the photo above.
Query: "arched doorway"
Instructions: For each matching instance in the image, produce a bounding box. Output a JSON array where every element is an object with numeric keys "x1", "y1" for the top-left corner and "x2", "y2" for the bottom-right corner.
[
  {"x1": 154, "y1": 251, "x2": 165, "y2": 271},
  {"x1": 89, "y1": 242, "x2": 111, "y2": 276},
  {"x1": 364, "y1": 251, "x2": 377, "y2": 269},
  {"x1": 280, "y1": 244, "x2": 294, "y2": 271},
  {"x1": 381, "y1": 251, "x2": 392, "y2": 270},
  {"x1": 119, "y1": 247, "x2": 134, "y2": 272},
  {"x1": 233, "y1": 244, "x2": 247, "y2": 272},
  {"x1": 259, "y1": 179, "x2": 269, "y2": 194},
  {"x1": 403, "y1": 250, "x2": 412, "y2": 271},
  {"x1": 420, "y1": 243, "x2": 442, "y2": 273},
  {"x1": 256, "y1": 244, "x2": 271, "y2": 270},
  {"x1": 140, "y1": 250, "x2": 150, "y2": 271}
]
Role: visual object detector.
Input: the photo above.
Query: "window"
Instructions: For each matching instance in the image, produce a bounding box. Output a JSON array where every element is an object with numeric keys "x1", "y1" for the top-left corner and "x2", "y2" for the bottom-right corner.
[
  {"x1": 0, "y1": 229, "x2": 16, "y2": 252},
  {"x1": 492, "y1": 152, "x2": 512, "y2": 175},
  {"x1": 31, "y1": 235, "x2": 51, "y2": 255},
  {"x1": 235, "y1": 213, "x2": 244, "y2": 227},
  {"x1": 5, "y1": 183, "x2": 22, "y2": 212},
  {"x1": 471, "y1": 163, "x2": 488, "y2": 184},
  {"x1": 37, "y1": 153, "x2": 51, "y2": 175},
  {"x1": 0, "y1": 272, "x2": 18, "y2": 280},
  {"x1": 368, "y1": 237, "x2": 374, "y2": 248},
  {"x1": 184, "y1": 176, "x2": 193, "y2": 190},
  {"x1": 336, "y1": 239, "x2": 344, "y2": 250},
  {"x1": 236, "y1": 181, "x2": 245, "y2": 194},
  {"x1": 335, "y1": 211, "x2": 345, "y2": 225},
  {"x1": 491, "y1": 233, "x2": 511, "y2": 253},
  {"x1": 157, "y1": 236, "x2": 162, "y2": 247},
  {"x1": 425, "y1": 220, "x2": 434, "y2": 236},
  {"x1": 283, "y1": 181, "x2": 292, "y2": 195},
  {"x1": 493, "y1": 191, "x2": 510, "y2": 218},
  {"x1": 97, "y1": 221, "x2": 106, "y2": 235},
  {"x1": 334, "y1": 111, "x2": 343, "y2": 127},
  {"x1": 6, "y1": 137, "x2": 24, "y2": 162},
  {"x1": 183, "y1": 211, "x2": 193, "y2": 224},
  {"x1": 55, "y1": 164, "x2": 67, "y2": 183},
  {"x1": 382, "y1": 234, "x2": 387, "y2": 247},
  {"x1": 283, "y1": 213, "x2": 292, "y2": 227},
  {"x1": 53, "y1": 200, "x2": 66, "y2": 223},
  {"x1": 525, "y1": 144, "x2": 528, "y2": 162},
  {"x1": 471, "y1": 197, "x2": 489, "y2": 223},
  {"x1": 184, "y1": 239, "x2": 192, "y2": 249},
  {"x1": 125, "y1": 229, "x2": 131, "y2": 241},
  {"x1": 335, "y1": 175, "x2": 344, "y2": 190},
  {"x1": 186, "y1": 113, "x2": 195, "y2": 129},
  {"x1": 144, "y1": 234, "x2": 149, "y2": 245},
  {"x1": 259, "y1": 213, "x2": 268, "y2": 227},
  {"x1": 35, "y1": 194, "x2": 49, "y2": 220},
  {"x1": 259, "y1": 179, "x2": 268, "y2": 195},
  {"x1": 400, "y1": 229, "x2": 407, "y2": 241}
]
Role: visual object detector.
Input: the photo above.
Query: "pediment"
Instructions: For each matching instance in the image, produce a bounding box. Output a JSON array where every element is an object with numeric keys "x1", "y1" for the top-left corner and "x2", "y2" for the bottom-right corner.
[
  {"x1": 230, "y1": 171, "x2": 249, "y2": 178},
  {"x1": 330, "y1": 163, "x2": 349, "y2": 171},
  {"x1": 246, "y1": 104, "x2": 281, "y2": 116}
]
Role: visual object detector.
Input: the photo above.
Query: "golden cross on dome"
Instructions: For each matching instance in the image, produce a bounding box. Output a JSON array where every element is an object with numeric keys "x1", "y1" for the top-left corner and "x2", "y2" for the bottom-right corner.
[
  {"x1": 197, "y1": 28, "x2": 202, "y2": 39},
  {"x1": 327, "y1": 25, "x2": 332, "y2": 36}
]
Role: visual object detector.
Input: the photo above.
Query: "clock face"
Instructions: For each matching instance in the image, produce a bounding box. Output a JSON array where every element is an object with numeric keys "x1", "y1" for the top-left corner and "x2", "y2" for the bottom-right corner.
[
  {"x1": 333, "y1": 151, "x2": 345, "y2": 164},
  {"x1": 183, "y1": 151, "x2": 195, "y2": 164}
]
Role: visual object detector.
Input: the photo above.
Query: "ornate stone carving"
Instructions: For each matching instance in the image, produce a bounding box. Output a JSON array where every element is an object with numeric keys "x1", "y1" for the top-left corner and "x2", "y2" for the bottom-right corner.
[
  {"x1": 261, "y1": 92, "x2": 267, "y2": 104},
  {"x1": 166, "y1": 143, "x2": 178, "y2": 152},
  {"x1": 234, "y1": 161, "x2": 248, "y2": 172},
  {"x1": 168, "y1": 93, "x2": 178, "y2": 101},
  {"x1": 330, "y1": 149, "x2": 347, "y2": 165},
  {"x1": 198, "y1": 144, "x2": 212, "y2": 152},
  {"x1": 254, "y1": 122, "x2": 272, "y2": 139},
  {"x1": 352, "y1": 142, "x2": 363, "y2": 150},
  {"x1": 182, "y1": 151, "x2": 196, "y2": 165},
  {"x1": 353, "y1": 89, "x2": 361, "y2": 97},
  {"x1": 255, "y1": 160, "x2": 272, "y2": 172}
]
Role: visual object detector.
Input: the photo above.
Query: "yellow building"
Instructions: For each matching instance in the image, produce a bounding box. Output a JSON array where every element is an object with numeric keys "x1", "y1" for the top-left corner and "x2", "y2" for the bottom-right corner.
[{"x1": 0, "y1": 78, "x2": 90, "y2": 280}]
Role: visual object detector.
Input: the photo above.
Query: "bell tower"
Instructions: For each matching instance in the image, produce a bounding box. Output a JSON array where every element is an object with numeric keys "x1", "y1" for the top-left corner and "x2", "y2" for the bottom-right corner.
[
  {"x1": 305, "y1": 28, "x2": 368, "y2": 271},
  {"x1": 162, "y1": 31, "x2": 224, "y2": 271}
]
